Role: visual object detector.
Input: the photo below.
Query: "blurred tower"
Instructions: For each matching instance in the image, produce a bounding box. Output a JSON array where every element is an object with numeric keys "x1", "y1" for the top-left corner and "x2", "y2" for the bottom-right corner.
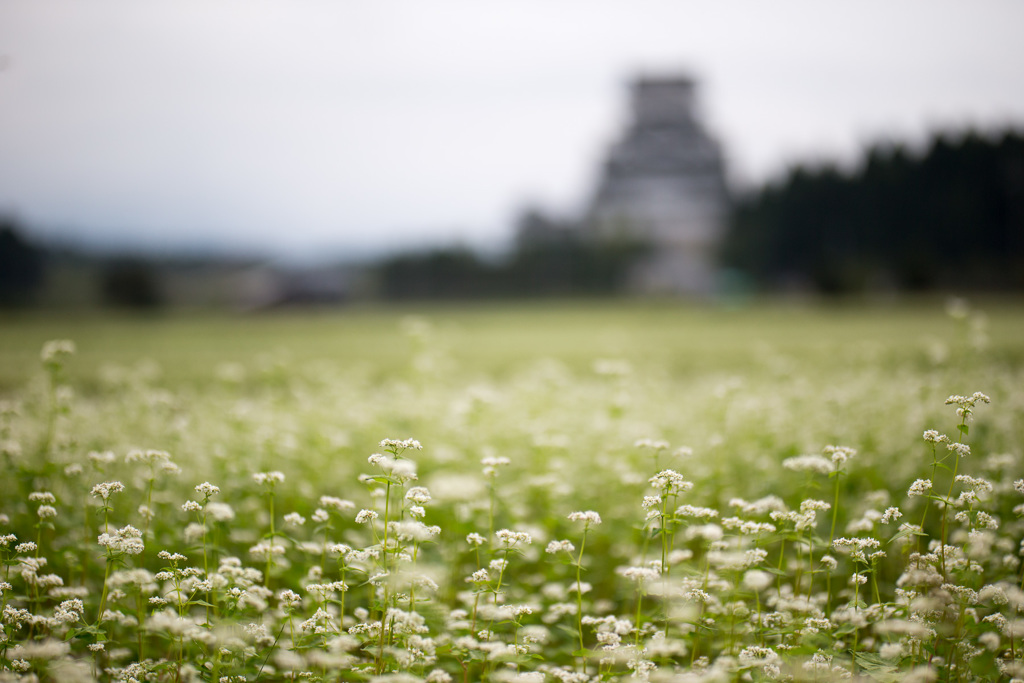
[{"x1": 588, "y1": 75, "x2": 728, "y2": 294}]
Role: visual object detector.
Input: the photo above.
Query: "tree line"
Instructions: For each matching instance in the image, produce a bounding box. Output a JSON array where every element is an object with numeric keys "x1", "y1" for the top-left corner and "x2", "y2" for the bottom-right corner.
[{"x1": 722, "y1": 128, "x2": 1024, "y2": 293}]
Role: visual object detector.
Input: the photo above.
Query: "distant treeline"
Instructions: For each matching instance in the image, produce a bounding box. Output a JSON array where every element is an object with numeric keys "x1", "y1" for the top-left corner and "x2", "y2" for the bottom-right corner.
[
  {"x1": 723, "y1": 129, "x2": 1024, "y2": 292},
  {"x1": 376, "y1": 234, "x2": 648, "y2": 300}
]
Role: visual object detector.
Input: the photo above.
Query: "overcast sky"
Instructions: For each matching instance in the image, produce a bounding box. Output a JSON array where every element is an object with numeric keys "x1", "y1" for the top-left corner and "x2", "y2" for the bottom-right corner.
[{"x1": 1, "y1": 0, "x2": 1023, "y2": 261}]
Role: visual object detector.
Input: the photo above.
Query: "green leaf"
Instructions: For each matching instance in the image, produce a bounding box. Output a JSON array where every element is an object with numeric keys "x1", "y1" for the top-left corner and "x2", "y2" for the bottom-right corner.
[
  {"x1": 887, "y1": 526, "x2": 926, "y2": 545},
  {"x1": 957, "y1": 424, "x2": 969, "y2": 435},
  {"x1": 852, "y1": 651, "x2": 900, "y2": 682}
]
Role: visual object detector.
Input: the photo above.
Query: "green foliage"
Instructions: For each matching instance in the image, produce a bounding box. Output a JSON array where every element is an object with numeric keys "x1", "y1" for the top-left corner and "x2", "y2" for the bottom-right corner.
[{"x1": 723, "y1": 129, "x2": 1024, "y2": 293}]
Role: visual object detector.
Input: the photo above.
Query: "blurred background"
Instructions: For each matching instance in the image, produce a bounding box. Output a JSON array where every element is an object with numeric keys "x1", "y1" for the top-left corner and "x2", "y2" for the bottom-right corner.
[{"x1": 1, "y1": 0, "x2": 1023, "y2": 310}]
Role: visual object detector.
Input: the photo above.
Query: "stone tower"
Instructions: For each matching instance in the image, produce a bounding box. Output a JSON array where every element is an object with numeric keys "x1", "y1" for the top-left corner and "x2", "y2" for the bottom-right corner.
[{"x1": 588, "y1": 75, "x2": 728, "y2": 294}]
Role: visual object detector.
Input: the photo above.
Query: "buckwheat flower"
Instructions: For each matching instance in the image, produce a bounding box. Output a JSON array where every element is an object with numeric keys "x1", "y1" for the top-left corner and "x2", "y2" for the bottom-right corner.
[
  {"x1": 923, "y1": 430, "x2": 949, "y2": 444},
  {"x1": 567, "y1": 510, "x2": 602, "y2": 525},
  {"x1": 311, "y1": 508, "x2": 329, "y2": 523},
  {"x1": 947, "y1": 442, "x2": 971, "y2": 458},
  {"x1": 466, "y1": 532, "x2": 486, "y2": 547},
  {"x1": 467, "y1": 568, "x2": 489, "y2": 583},
  {"x1": 426, "y1": 670, "x2": 453, "y2": 683},
  {"x1": 36, "y1": 505, "x2": 57, "y2": 519},
  {"x1": 278, "y1": 589, "x2": 301, "y2": 609},
  {"x1": 546, "y1": 540, "x2": 575, "y2": 554},
  {"x1": 618, "y1": 565, "x2": 659, "y2": 583},
  {"x1": 252, "y1": 471, "x2": 285, "y2": 486},
  {"x1": 675, "y1": 505, "x2": 718, "y2": 519},
  {"x1": 409, "y1": 505, "x2": 426, "y2": 519},
  {"x1": 126, "y1": 448, "x2": 167, "y2": 464},
  {"x1": 908, "y1": 479, "x2": 932, "y2": 497},
  {"x1": 955, "y1": 474, "x2": 993, "y2": 494},
  {"x1": 88, "y1": 451, "x2": 116, "y2": 467},
  {"x1": 481, "y1": 456, "x2": 511, "y2": 477},
  {"x1": 368, "y1": 453, "x2": 386, "y2": 467},
  {"x1": 824, "y1": 445, "x2": 856, "y2": 467},
  {"x1": 98, "y1": 525, "x2": 144, "y2": 555},
  {"x1": 649, "y1": 469, "x2": 692, "y2": 493},
  {"x1": 819, "y1": 555, "x2": 838, "y2": 571},
  {"x1": 88, "y1": 643, "x2": 105, "y2": 652},
  {"x1": 206, "y1": 502, "x2": 235, "y2": 522},
  {"x1": 881, "y1": 507, "x2": 903, "y2": 524},
  {"x1": 283, "y1": 512, "x2": 306, "y2": 526},
  {"x1": 489, "y1": 558, "x2": 508, "y2": 572},
  {"x1": 976, "y1": 511, "x2": 999, "y2": 530},
  {"x1": 328, "y1": 543, "x2": 352, "y2": 558},
  {"x1": 782, "y1": 454, "x2": 833, "y2": 474},
  {"x1": 28, "y1": 492, "x2": 56, "y2": 504},
  {"x1": 195, "y1": 482, "x2": 220, "y2": 497},
  {"x1": 742, "y1": 570, "x2": 773, "y2": 592},
  {"x1": 41, "y1": 339, "x2": 75, "y2": 364},
  {"x1": 406, "y1": 486, "x2": 432, "y2": 504},
  {"x1": 355, "y1": 509, "x2": 378, "y2": 524},
  {"x1": 495, "y1": 529, "x2": 532, "y2": 546},
  {"x1": 391, "y1": 459, "x2": 418, "y2": 481},
  {"x1": 319, "y1": 496, "x2": 355, "y2": 512},
  {"x1": 91, "y1": 481, "x2": 125, "y2": 500},
  {"x1": 380, "y1": 438, "x2": 423, "y2": 451},
  {"x1": 248, "y1": 542, "x2": 285, "y2": 560},
  {"x1": 641, "y1": 496, "x2": 661, "y2": 510},
  {"x1": 16, "y1": 542, "x2": 37, "y2": 554},
  {"x1": 635, "y1": 438, "x2": 670, "y2": 451},
  {"x1": 156, "y1": 551, "x2": 182, "y2": 562},
  {"x1": 181, "y1": 500, "x2": 202, "y2": 513}
]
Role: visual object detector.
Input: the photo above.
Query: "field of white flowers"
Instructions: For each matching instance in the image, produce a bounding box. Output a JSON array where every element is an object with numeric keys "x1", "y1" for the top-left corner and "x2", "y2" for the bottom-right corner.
[{"x1": 1, "y1": 301, "x2": 1023, "y2": 682}]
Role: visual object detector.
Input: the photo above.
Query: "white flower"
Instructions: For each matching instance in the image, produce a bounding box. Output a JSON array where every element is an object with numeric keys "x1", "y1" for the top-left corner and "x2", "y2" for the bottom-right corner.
[
  {"x1": 98, "y1": 525, "x2": 144, "y2": 555},
  {"x1": 195, "y1": 482, "x2": 220, "y2": 497},
  {"x1": 495, "y1": 529, "x2": 532, "y2": 546},
  {"x1": 90, "y1": 481, "x2": 125, "y2": 500},
  {"x1": 618, "y1": 565, "x2": 659, "y2": 583},
  {"x1": 319, "y1": 496, "x2": 355, "y2": 512},
  {"x1": 380, "y1": 438, "x2": 423, "y2": 451},
  {"x1": 355, "y1": 509, "x2": 378, "y2": 524},
  {"x1": 252, "y1": 471, "x2": 285, "y2": 486},
  {"x1": 206, "y1": 502, "x2": 235, "y2": 522},
  {"x1": 908, "y1": 479, "x2": 932, "y2": 497},
  {"x1": 406, "y1": 486, "x2": 432, "y2": 504},
  {"x1": 881, "y1": 507, "x2": 902, "y2": 524},
  {"x1": 649, "y1": 469, "x2": 693, "y2": 493},
  {"x1": 283, "y1": 512, "x2": 306, "y2": 526},
  {"x1": 947, "y1": 442, "x2": 971, "y2": 458},
  {"x1": 546, "y1": 540, "x2": 575, "y2": 554},
  {"x1": 566, "y1": 510, "x2": 602, "y2": 525},
  {"x1": 41, "y1": 339, "x2": 75, "y2": 363},
  {"x1": 824, "y1": 445, "x2": 856, "y2": 467},
  {"x1": 466, "y1": 568, "x2": 489, "y2": 583},
  {"x1": 782, "y1": 455, "x2": 832, "y2": 474}
]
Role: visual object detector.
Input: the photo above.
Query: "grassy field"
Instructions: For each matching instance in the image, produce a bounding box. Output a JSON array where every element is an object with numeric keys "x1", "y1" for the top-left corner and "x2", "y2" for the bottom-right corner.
[
  {"x1": 3, "y1": 298, "x2": 1024, "y2": 387},
  {"x1": 1, "y1": 299, "x2": 1023, "y2": 681}
]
